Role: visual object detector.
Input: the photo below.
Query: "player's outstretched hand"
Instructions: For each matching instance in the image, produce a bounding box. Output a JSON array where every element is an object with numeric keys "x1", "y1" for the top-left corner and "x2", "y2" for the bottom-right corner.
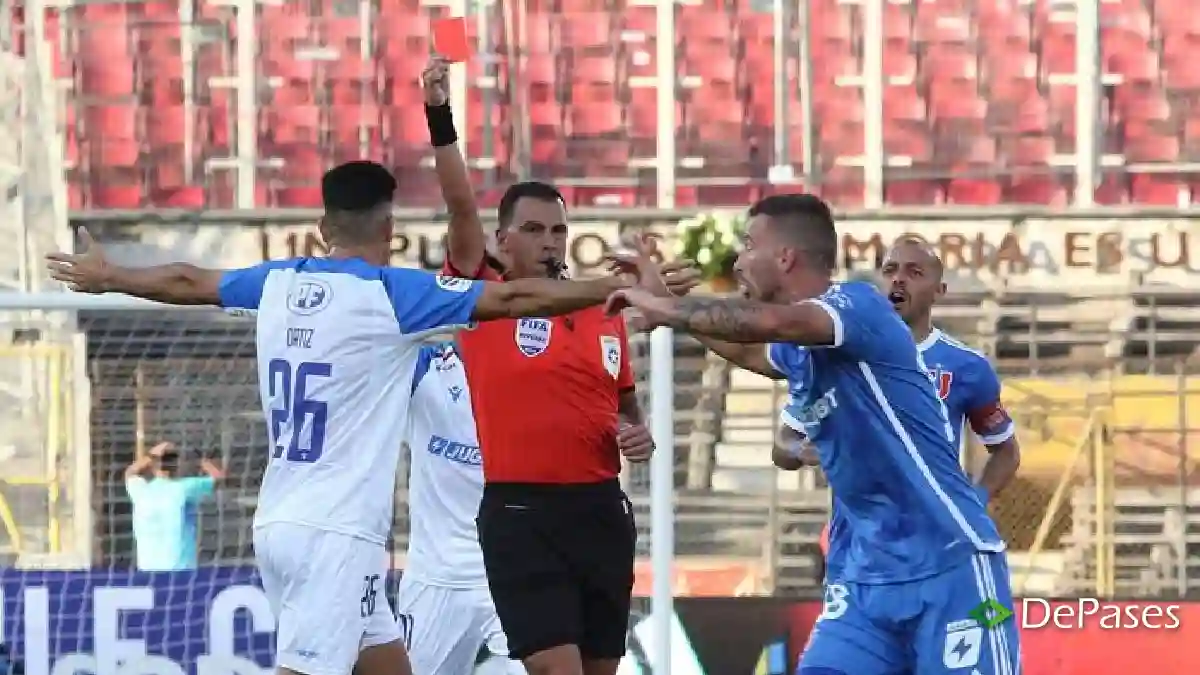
[
  {"x1": 605, "y1": 287, "x2": 675, "y2": 329},
  {"x1": 617, "y1": 422, "x2": 654, "y2": 463},
  {"x1": 422, "y1": 55, "x2": 451, "y2": 106},
  {"x1": 608, "y1": 258, "x2": 699, "y2": 297},
  {"x1": 45, "y1": 228, "x2": 111, "y2": 294},
  {"x1": 660, "y1": 260, "x2": 702, "y2": 296},
  {"x1": 606, "y1": 232, "x2": 674, "y2": 297}
]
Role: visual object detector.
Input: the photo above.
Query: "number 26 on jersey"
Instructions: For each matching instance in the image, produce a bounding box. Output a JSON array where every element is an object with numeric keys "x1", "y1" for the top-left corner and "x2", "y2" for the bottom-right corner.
[{"x1": 267, "y1": 358, "x2": 332, "y2": 463}]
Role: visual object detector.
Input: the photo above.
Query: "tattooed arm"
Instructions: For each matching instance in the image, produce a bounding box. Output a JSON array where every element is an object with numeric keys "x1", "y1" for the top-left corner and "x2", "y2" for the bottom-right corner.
[
  {"x1": 650, "y1": 296, "x2": 839, "y2": 346},
  {"x1": 695, "y1": 337, "x2": 785, "y2": 379}
]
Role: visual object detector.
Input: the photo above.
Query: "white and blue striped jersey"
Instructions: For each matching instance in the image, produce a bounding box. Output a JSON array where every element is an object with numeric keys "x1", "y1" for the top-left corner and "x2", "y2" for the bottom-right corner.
[
  {"x1": 403, "y1": 341, "x2": 488, "y2": 587},
  {"x1": 769, "y1": 281, "x2": 1004, "y2": 585},
  {"x1": 217, "y1": 257, "x2": 483, "y2": 545}
]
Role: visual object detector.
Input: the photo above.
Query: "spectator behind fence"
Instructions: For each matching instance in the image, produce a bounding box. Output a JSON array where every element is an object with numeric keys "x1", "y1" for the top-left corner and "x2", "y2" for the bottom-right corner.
[{"x1": 124, "y1": 441, "x2": 225, "y2": 570}]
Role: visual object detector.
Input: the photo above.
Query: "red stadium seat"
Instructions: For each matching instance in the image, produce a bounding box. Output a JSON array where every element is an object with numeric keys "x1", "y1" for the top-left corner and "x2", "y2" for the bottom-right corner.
[
  {"x1": 53, "y1": 0, "x2": 1200, "y2": 207},
  {"x1": 262, "y1": 105, "x2": 322, "y2": 146},
  {"x1": 569, "y1": 102, "x2": 621, "y2": 137},
  {"x1": 91, "y1": 184, "x2": 144, "y2": 209},
  {"x1": 559, "y1": 14, "x2": 612, "y2": 52},
  {"x1": 679, "y1": 7, "x2": 733, "y2": 45}
]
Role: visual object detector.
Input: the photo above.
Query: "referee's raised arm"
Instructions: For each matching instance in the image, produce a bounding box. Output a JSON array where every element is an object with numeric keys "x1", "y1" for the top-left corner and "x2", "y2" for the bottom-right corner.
[
  {"x1": 422, "y1": 56, "x2": 649, "y2": 675},
  {"x1": 423, "y1": 56, "x2": 489, "y2": 278}
]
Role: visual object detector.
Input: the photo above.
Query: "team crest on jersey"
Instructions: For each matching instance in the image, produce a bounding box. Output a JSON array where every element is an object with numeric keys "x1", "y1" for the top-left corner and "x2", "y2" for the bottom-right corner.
[
  {"x1": 435, "y1": 275, "x2": 473, "y2": 293},
  {"x1": 434, "y1": 343, "x2": 459, "y2": 372},
  {"x1": 928, "y1": 367, "x2": 953, "y2": 400},
  {"x1": 600, "y1": 335, "x2": 621, "y2": 379},
  {"x1": 515, "y1": 318, "x2": 552, "y2": 356},
  {"x1": 287, "y1": 280, "x2": 333, "y2": 316}
]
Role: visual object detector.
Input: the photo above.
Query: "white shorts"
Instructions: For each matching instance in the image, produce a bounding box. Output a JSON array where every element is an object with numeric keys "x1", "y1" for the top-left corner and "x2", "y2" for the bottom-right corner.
[
  {"x1": 254, "y1": 523, "x2": 402, "y2": 675},
  {"x1": 394, "y1": 577, "x2": 525, "y2": 675}
]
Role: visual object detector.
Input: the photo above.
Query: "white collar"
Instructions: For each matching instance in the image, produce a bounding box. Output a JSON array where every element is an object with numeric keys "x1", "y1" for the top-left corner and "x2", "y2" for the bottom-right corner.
[{"x1": 916, "y1": 327, "x2": 942, "y2": 353}]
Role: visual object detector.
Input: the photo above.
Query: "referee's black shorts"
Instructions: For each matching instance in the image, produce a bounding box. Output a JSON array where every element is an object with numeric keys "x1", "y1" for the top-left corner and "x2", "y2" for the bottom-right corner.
[{"x1": 477, "y1": 479, "x2": 636, "y2": 661}]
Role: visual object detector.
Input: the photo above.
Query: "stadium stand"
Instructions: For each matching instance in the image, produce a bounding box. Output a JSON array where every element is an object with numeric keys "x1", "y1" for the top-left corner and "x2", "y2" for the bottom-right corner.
[
  {"x1": 9, "y1": 0, "x2": 1200, "y2": 209},
  {"x1": 8, "y1": 0, "x2": 1200, "y2": 604}
]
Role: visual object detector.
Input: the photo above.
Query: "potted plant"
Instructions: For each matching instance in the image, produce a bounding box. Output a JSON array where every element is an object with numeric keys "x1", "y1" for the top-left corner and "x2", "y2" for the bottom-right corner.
[{"x1": 674, "y1": 211, "x2": 745, "y2": 293}]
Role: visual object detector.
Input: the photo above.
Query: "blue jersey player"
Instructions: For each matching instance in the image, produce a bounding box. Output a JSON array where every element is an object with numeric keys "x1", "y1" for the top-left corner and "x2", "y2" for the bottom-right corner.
[
  {"x1": 880, "y1": 238, "x2": 1021, "y2": 500},
  {"x1": 610, "y1": 194, "x2": 1021, "y2": 675},
  {"x1": 804, "y1": 240, "x2": 1024, "y2": 598}
]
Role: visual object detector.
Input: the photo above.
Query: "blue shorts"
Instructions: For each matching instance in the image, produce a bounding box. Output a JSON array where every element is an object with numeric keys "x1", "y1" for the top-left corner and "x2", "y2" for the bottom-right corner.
[{"x1": 800, "y1": 552, "x2": 1020, "y2": 675}]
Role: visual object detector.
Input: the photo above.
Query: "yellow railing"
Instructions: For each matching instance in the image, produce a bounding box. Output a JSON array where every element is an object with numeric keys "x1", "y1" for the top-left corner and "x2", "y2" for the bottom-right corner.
[
  {"x1": 0, "y1": 343, "x2": 74, "y2": 556},
  {"x1": 998, "y1": 370, "x2": 1200, "y2": 597},
  {"x1": 1016, "y1": 407, "x2": 1112, "y2": 596}
]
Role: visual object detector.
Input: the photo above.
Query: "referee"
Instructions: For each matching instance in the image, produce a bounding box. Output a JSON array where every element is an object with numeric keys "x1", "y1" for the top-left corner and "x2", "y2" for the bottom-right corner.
[{"x1": 422, "y1": 57, "x2": 658, "y2": 675}]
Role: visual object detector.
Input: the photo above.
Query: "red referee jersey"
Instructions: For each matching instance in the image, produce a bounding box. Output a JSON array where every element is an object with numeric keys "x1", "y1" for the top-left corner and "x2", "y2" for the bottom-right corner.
[{"x1": 446, "y1": 261, "x2": 636, "y2": 483}]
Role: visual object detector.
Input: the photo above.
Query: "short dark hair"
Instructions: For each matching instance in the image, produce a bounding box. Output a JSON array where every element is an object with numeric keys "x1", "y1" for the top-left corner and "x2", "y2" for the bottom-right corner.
[
  {"x1": 497, "y1": 181, "x2": 566, "y2": 231},
  {"x1": 321, "y1": 161, "x2": 397, "y2": 212},
  {"x1": 320, "y1": 161, "x2": 396, "y2": 245},
  {"x1": 158, "y1": 448, "x2": 180, "y2": 472},
  {"x1": 748, "y1": 193, "x2": 837, "y2": 272}
]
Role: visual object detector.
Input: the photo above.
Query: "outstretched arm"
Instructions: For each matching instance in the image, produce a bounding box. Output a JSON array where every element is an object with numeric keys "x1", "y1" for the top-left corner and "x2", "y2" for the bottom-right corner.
[
  {"x1": 82, "y1": 263, "x2": 224, "y2": 305},
  {"x1": 634, "y1": 294, "x2": 839, "y2": 346},
  {"x1": 424, "y1": 57, "x2": 488, "y2": 276},
  {"x1": 472, "y1": 275, "x2": 632, "y2": 320},
  {"x1": 46, "y1": 229, "x2": 229, "y2": 305},
  {"x1": 696, "y1": 337, "x2": 783, "y2": 379}
]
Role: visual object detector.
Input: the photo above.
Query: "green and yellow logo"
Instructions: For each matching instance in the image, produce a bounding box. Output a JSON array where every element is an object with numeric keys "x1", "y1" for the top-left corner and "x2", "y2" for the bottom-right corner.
[{"x1": 969, "y1": 599, "x2": 1013, "y2": 628}]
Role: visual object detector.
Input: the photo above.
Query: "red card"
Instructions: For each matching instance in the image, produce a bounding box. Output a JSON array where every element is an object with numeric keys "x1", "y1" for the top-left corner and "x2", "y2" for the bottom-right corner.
[{"x1": 432, "y1": 17, "x2": 470, "y2": 62}]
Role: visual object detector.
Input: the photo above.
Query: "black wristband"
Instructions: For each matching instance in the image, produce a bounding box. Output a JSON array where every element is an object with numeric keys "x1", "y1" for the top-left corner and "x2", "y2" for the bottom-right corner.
[{"x1": 425, "y1": 103, "x2": 458, "y2": 147}]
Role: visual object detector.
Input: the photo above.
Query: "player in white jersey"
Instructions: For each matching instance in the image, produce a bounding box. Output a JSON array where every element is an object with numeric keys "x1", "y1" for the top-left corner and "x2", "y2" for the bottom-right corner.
[
  {"x1": 397, "y1": 340, "x2": 525, "y2": 675},
  {"x1": 45, "y1": 161, "x2": 664, "y2": 675}
]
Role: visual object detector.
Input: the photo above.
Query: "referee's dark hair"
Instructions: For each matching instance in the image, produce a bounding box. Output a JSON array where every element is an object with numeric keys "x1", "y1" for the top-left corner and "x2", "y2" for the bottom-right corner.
[
  {"x1": 319, "y1": 161, "x2": 397, "y2": 246},
  {"x1": 497, "y1": 181, "x2": 566, "y2": 232},
  {"x1": 748, "y1": 193, "x2": 837, "y2": 273}
]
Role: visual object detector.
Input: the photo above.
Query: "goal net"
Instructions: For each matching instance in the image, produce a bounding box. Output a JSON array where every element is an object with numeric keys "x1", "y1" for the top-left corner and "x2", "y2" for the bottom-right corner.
[{"x1": 0, "y1": 294, "x2": 324, "y2": 673}]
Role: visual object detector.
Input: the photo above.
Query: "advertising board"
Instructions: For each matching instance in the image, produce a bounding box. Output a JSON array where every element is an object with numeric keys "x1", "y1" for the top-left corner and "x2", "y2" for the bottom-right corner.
[
  {"x1": 0, "y1": 569, "x2": 723, "y2": 675},
  {"x1": 5, "y1": 571, "x2": 1198, "y2": 675},
  {"x1": 78, "y1": 213, "x2": 1200, "y2": 290},
  {"x1": 0, "y1": 568, "x2": 273, "y2": 675}
]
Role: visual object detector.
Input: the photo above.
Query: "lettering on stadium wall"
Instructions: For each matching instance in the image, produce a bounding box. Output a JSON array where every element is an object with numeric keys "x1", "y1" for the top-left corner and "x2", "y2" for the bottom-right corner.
[
  {"x1": 838, "y1": 228, "x2": 1195, "y2": 275},
  {"x1": 255, "y1": 225, "x2": 669, "y2": 275},
  {"x1": 79, "y1": 216, "x2": 1200, "y2": 288}
]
